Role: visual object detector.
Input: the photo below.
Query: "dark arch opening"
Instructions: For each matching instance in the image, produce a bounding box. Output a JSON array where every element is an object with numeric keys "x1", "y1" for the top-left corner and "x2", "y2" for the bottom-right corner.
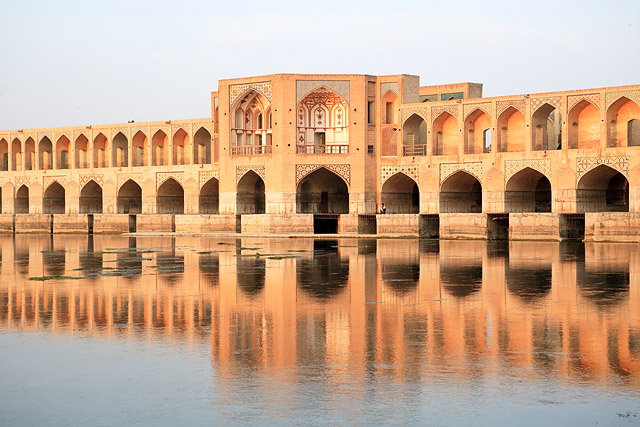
[
  {"x1": 79, "y1": 180, "x2": 103, "y2": 213},
  {"x1": 577, "y1": 165, "x2": 629, "y2": 212},
  {"x1": 156, "y1": 178, "x2": 184, "y2": 214},
  {"x1": 43, "y1": 182, "x2": 65, "y2": 214},
  {"x1": 237, "y1": 171, "x2": 265, "y2": 214},
  {"x1": 381, "y1": 173, "x2": 419, "y2": 214},
  {"x1": 296, "y1": 168, "x2": 349, "y2": 214},
  {"x1": 199, "y1": 178, "x2": 219, "y2": 214},
  {"x1": 505, "y1": 168, "x2": 551, "y2": 213},
  {"x1": 117, "y1": 180, "x2": 142, "y2": 214},
  {"x1": 440, "y1": 171, "x2": 482, "y2": 213},
  {"x1": 15, "y1": 185, "x2": 29, "y2": 214}
]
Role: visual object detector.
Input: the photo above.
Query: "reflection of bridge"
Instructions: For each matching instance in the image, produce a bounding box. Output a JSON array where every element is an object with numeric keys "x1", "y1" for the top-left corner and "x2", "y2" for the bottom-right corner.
[
  {"x1": 0, "y1": 75, "x2": 639, "y2": 240},
  {"x1": 1, "y1": 235, "x2": 639, "y2": 382}
]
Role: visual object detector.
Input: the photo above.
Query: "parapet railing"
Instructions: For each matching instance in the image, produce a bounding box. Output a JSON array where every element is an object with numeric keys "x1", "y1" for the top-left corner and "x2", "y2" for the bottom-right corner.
[
  {"x1": 231, "y1": 145, "x2": 272, "y2": 155},
  {"x1": 296, "y1": 144, "x2": 349, "y2": 154},
  {"x1": 402, "y1": 144, "x2": 428, "y2": 156}
]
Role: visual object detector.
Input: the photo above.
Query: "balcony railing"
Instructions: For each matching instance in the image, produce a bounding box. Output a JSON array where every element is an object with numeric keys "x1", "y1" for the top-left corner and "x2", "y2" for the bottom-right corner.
[
  {"x1": 402, "y1": 144, "x2": 428, "y2": 156},
  {"x1": 296, "y1": 144, "x2": 349, "y2": 154},
  {"x1": 231, "y1": 145, "x2": 272, "y2": 156}
]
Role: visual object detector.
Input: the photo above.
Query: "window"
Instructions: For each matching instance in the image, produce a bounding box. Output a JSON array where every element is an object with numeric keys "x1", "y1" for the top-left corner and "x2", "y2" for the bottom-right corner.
[
  {"x1": 385, "y1": 102, "x2": 394, "y2": 124},
  {"x1": 315, "y1": 132, "x2": 326, "y2": 145},
  {"x1": 368, "y1": 101, "x2": 375, "y2": 124}
]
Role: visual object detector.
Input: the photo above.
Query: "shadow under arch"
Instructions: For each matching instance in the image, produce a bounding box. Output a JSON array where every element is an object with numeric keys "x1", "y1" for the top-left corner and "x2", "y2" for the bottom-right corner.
[
  {"x1": 117, "y1": 180, "x2": 142, "y2": 214},
  {"x1": 505, "y1": 168, "x2": 551, "y2": 213},
  {"x1": 296, "y1": 167, "x2": 349, "y2": 214},
  {"x1": 381, "y1": 172, "x2": 419, "y2": 214},
  {"x1": 157, "y1": 178, "x2": 184, "y2": 214},
  {"x1": 440, "y1": 171, "x2": 482, "y2": 213},
  {"x1": 237, "y1": 170, "x2": 265, "y2": 214},
  {"x1": 576, "y1": 164, "x2": 628, "y2": 212}
]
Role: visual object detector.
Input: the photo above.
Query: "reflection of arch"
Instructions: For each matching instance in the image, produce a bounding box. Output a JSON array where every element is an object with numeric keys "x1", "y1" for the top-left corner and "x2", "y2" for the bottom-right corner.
[
  {"x1": 505, "y1": 168, "x2": 551, "y2": 213},
  {"x1": 117, "y1": 179, "x2": 142, "y2": 214},
  {"x1": 381, "y1": 262, "x2": 419, "y2": 295},
  {"x1": 15, "y1": 185, "x2": 29, "y2": 214},
  {"x1": 577, "y1": 165, "x2": 628, "y2": 212},
  {"x1": 432, "y1": 112, "x2": 458, "y2": 156},
  {"x1": 296, "y1": 167, "x2": 349, "y2": 214},
  {"x1": 237, "y1": 257, "x2": 265, "y2": 297},
  {"x1": 440, "y1": 171, "x2": 482, "y2": 213},
  {"x1": 577, "y1": 265, "x2": 629, "y2": 308},
  {"x1": 199, "y1": 178, "x2": 219, "y2": 214},
  {"x1": 506, "y1": 266, "x2": 551, "y2": 301},
  {"x1": 156, "y1": 178, "x2": 184, "y2": 214},
  {"x1": 497, "y1": 106, "x2": 526, "y2": 152},
  {"x1": 606, "y1": 96, "x2": 640, "y2": 147},
  {"x1": 531, "y1": 103, "x2": 560, "y2": 151},
  {"x1": 112, "y1": 132, "x2": 128, "y2": 167},
  {"x1": 43, "y1": 182, "x2": 65, "y2": 214},
  {"x1": 79, "y1": 180, "x2": 103, "y2": 213},
  {"x1": 464, "y1": 109, "x2": 492, "y2": 154},
  {"x1": 440, "y1": 264, "x2": 482, "y2": 297},
  {"x1": 381, "y1": 172, "x2": 419, "y2": 214},
  {"x1": 568, "y1": 100, "x2": 599, "y2": 149},
  {"x1": 199, "y1": 253, "x2": 219, "y2": 287},
  {"x1": 297, "y1": 240, "x2": 349, "y2": 300},
  {"x1": 237, "y1": 171, "x2": 265, "y2": 214}
]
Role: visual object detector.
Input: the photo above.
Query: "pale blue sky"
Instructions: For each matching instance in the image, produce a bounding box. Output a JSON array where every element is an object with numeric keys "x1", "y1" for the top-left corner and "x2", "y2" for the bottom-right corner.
[{"x1": 1, "y1": 0, "x2": 638, "y2": 129}]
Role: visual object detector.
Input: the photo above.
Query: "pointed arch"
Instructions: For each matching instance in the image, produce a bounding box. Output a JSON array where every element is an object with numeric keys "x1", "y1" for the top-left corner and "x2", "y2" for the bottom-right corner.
[
  {"x1": 531, "y1": 103, "x2": 560, "y2": 151},
  {"x1": 132, "y1": 130, "x2": 147, "y2": 167},
  {"x1": 232, "y1": 89, "x2": 272, "y2": 154},
  {"x1": 381, "y1": 172, "x2": 419, "y2": 214},
  {"x1": 92, "y1": 132, "x2": 108, "y2": 168},
  {"x1": 440, "y1": 170, "x2": 482, "y2": 213},
  {"x1": 402, "y1": 113, "x2": 427, "y2": 156},
  {"x1": 497, "y1": 106, "x2": 526, "y2": 152},
  {"x1": 464, "y1": 109, "x2": 492, "y2": 154},
  {"x1": 382, "y1": 90, "x2": 397, "y2": 124},
  {"x1": 577, "y1": 164, "x2": 628, "y2": 212},
  {"x1": 152, "y1": 129, "x2": 169, "y2": 166},
  {"x1": 112, "y1": 131, "x2": 128, "y2": 167},
  {"x1": 75, "y1": 134, "x2": 89, "y2": 168},
  {"x1": 199, "y1": 178, "x2": 219, "y2": 214},
  {"x1": 15, "y1": 185, "x2": 29, "y2": 214},
  {"x1": 43, "y1": 182, "x2": 65, "y2": 214},
  {"x1": 296, "y1": 167, "x2": 349, "y2": 214},
  {"x1": 117, "y1": 179, "x2": 142, "y2": 214},
  {"x1": 606, "y1": 96, "x2": 640, "y2": 147},
  {"x1": 237, "y1": 170, "x2": 265, "y2": 214},
  {"x1": 55, "y1": 135, "x2": 70, "y2": 169},
  {"x1": 79, "y1": 180, "x2": 103, "y2": 213},
  {"x1": 432, "y1": 112, "x2": 458, "y2": 156},
  {"x1": 568, "y1": 99, "x2": 599, "y2": 149},
  {"x1": 172, "y1": 128, "x2": 189, "y2": 165},
  {"x1": 38, "y1": 136, "x2": 53, "y2": 170},
  {"x1": 297, "y1": 87, "x2": 349, "y2": 153},
  {"x1": 11, "y1": 138, "x2": 22, "y2": 171},
  {"x1": 505, "y1": 167, "x2": 551, "y2": 212},
  {"x1": 0, "y1": 138, "x2": 8, "y2": 171},
  {"x1": 24, "y1": 137, "x2": 35, "y2": 170},
  {"x1": 193, "y1": 127, "x2": 211, "y2": 164},
  {"x1": 156, "y1": 178, "x2": 184, "y2": 214}
]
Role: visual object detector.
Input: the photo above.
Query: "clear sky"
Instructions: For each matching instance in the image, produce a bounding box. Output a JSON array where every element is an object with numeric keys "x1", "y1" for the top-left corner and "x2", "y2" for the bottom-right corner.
[{"x1": 1, "y1": 0, "x2": 638, "y2": 129}]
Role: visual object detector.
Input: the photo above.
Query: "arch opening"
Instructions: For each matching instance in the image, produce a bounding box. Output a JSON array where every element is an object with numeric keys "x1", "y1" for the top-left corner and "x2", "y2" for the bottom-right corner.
[
  {"x1": 15, "y1": 185, "x2": 29, "y2": 214},
  {"x1": 75, "y1": 135, "x2": 89, "y2": 168},
  {"x1": 296, "y1": 168, "x2": 349, "y2": 214},
  {"x1": 112, "y1": 132, "x2": 128, "y2": 167},
  {"x1": 172, "y1": 128, "x2": 190, "y2": 165},
  {"x1": 199, "y1": 178, "x2": 219, "y2": 214},
  {"x1": 440, "y1": 171, "x2": 482, "y2": 213},
  {"x1": 43, "y1": 182, "x2": 65, "y2": 214},
  {"x1": 93, "y1": 133, "x2": 108, "y2": 168},
  {"x1": 80, "y1": 180, "x2": 103, "y2": 213},
  {"x1": 25, "y1": 137, "x2": 35, "y2": 170},
  {"x1": 237, "y1": 171, "x2": 265, "y2": 214},
  {"x1": 132, "y1": 131, "x2": 147, "y2": 167},
  {"x1": 12, "y1": 138, "x2": 22, "y2": 171},
  {"x1": 505, "y1": 168, "x2": 551, "y2": 212},
  {"x1": 432, "y1": 112, "x2": 458, "y2": 156},
  {"x1": 464, "y1": 110, "x2": 491, "y2": 154},
  {"x1": 152, "y1": 130, "x2": 169, "y2": 166},
  {"x1": 607, "y1": 97, "x2": 640, "y2": 147},
  {"x1": 568, "y1": 100, "x2": 599, "y2": 149},
  {"x1": 402, "y1": 114, "x2": 427, "y2": 156},
  {"x1": 531, "y1": 103, "x2": 561, "y2": 151},
  {"x1": 193, "y1": 128, "x2": 211, "y2": 164},
  {"x1": 576, "y1": 165, "x2": 628, "y2": 212},
  {"x1": 296, "y1": 87, "x2": 348, "y2": 154},
  {"x1": 0, "y1": 138, "x2": 8, "y2": 171},
  {"x1": 156, "y1": 178, "x2": 184, "y2": 214},
  {"x1": 497, "y1": 107, "x2": 526, "y2": 152},
  {"x1": 117, "y1": 180, "x2": 142, "y2": 214},
  {"x1": 38, "y1": 136, "x2": 53, "y2": 170},
  {"x1": 381, "y1": 173, "x2": 419, "y2": 214}
]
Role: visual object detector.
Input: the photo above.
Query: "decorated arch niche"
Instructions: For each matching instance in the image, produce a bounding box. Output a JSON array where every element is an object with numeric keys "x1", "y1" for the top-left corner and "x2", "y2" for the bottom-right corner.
[
  {"x1": 607, "y1": 96, "x2": 640, "y2": 147},
  {"x1": 381, "y1": 173, "x2": 419, "y2": 214},
  {"x1": 75, "y1": 134, "x2": 89, "y2": 168},
  {"x1": 296, "y1": 167, "x2": 349, "y2": 214},
  {"x1": 568, "y1": 100, "x2": 599, "y2": 149},
  {"x1": 79, "y1": 180, "x2": 103, "y2": 213},
  {"x1": 152, "y1": 130, "x2": 169, "y2": 166},
  {"x1": 440, "y1": 171, "x2": 482, "y2": 213},
  {"x1": 402, "y1": 114, "x2": 427, "y2": 155},
  {"x1": 132, "y1": 131, "x2": 148, "y2": 167},
  {"x1": 193, "y1": 127, "x2": 211, "y2": 164},
  {"x1": 576, "y1": 164, "x2": 628, "y2": 212},
  {"x1": 381, "y1": 90, "x2": 397, "y2": 125},
  {"x1": 297, "y1": 87, "x2": 349, "y2": 153},
  {"x1": 25, "y1": 137, "x2": 35, "y2": 170},
  {"x1": 12, "y1": 138, "x2": 22, "y2": 171},
  {"x1": 199, "y1": 178, "x2": 219, "y2": 214},
  {"x1": 173, "y1": 128, "x2": 190, "y2": 165},
  {"x1": 464, "y1": 109, "x2": 492, "y2": 154},
  {"x1": 112, "y1": 132, "x2": 129, "y2": 167},
  {"x1": 497, "y1": 106, "x2": 526, "y2": 152},
  {"x1": 237, "y1": 170, "x2": 265, "y2": 214},
  {"x1": 531, "y1": 103, "x2": 561, "y2": 151},
  {"x1": 232, "y1": 89, "x2": 271, "y2": 151},
  {"x1": 117, "y1": 179, "x2": 142, "y2": 214},
  {"x1": 15, "y1": 185, "x2": 29, "y2": 214},
  {"x1": 432, "y1": 112, "x2": 458, "y2": 156},
  {"x1": 38, "y1": 136, "x2": 53, "y2": 170},
  {"x1": 43, "y1": 181, "x2": 65, "y2": 214},
  {"x1": 55, "y1": 135, "x2": 70, "y2": 169},
  {"x1": 505, "y1": 168, "x2": 551, "y2": 213},
  {"x1": 0, "y1": 138, "x2": 8, "y2": 171},
  {"x1": 93, "y1": 133, "x2": 108, "y2": 168},
  {"x1": 156, "y1": 178, "x2": 184, "y2": 214}
]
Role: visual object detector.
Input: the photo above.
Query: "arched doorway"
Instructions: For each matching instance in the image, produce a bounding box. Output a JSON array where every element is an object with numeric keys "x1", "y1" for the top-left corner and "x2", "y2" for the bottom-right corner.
[
  {"x1": 505, "y1": 168, "x2": 551, "y2": 212},
  {"x1": 577, "y1": 165, "x2": 628, "y2": 212},
  {"x1": 38, "y1": 136, "x2": 53, "y2": 170},
  {"x1": 156, "y1": 178, "x2": 184, "y2": 214},
  {"x1": 237, "y1": 171, "x2": 265, "y2": 214},
  {"x1": 117, "y1": 180, "x2": 142, "y2": 214},
  {"x1": 43, "y1": 182, "x2": 65, "y2": 214},
  {"x1": 15, "y1": 185, "x2": 29, "y2": 214},
  {"x1": 193, "y1": 127, "x2": 211, "y2": 164},
  {"x1": 79, "y1": 180, "x2": 103, "y2": 213},
  {"x1": 381, "y1": 173, "x2": 419, "y2": 213},
  {"x1": 296, "y1": 168, "x2": 349, "y2": 214},
  {"x1": 439, "y1": 171, "x2": 482, "y2": 213},
  {"x1": 112, "y1": 132, "x2": 128, "y2": 167},
  {"x1": 152, "y1": 130, "x2": 169, "y2": 166},
  {"x1": 55, "y1": 136, "x2": 70, "y2": 169},
  {"x1": 199, "y1": 178, "x2": 219, "y2": 214},
  {"x1": 172, "y1": 128, "x2": 190, "y2": 165},
  {"x1": 297, "y1": 87, "x2": 348, "y2": 154}
]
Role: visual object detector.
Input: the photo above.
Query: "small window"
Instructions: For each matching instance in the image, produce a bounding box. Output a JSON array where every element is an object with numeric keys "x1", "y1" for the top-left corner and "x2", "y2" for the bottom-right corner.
[
  {"x1": 368, "y1": 101, "x2": 375, "y2": 124},
  {"x1": 257, "y1": 113, "x2": 263, "y2": 129},
  {"x1": 367, "y1": 145, "x2": 374, "y2": 154},
  {"x1": 385, "y1": 102, "x2": 394, "y2": 124}
]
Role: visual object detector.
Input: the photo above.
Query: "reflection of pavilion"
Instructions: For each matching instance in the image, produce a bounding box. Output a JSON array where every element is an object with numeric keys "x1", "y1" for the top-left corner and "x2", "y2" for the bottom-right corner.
[{"x1": 1, "y1": 235, "x2": 639, "y2": 382}]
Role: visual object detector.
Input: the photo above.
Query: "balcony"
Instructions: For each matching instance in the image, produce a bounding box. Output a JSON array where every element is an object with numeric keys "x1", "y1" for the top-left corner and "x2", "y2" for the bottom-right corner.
[
  {"x1": 231, "y1": 145, "x2": 272, "y2": 156},
  {"x1": 296, "y1": 144, "x2": 349, "y2": 154},
  {"x1": 402, "y1": 144, "x2": 427, "y2": 156}
]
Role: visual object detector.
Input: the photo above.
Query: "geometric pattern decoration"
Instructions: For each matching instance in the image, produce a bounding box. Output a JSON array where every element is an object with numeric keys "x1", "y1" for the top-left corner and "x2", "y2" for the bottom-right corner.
[
  {"x1": 156, "y1": 171, "x2": 185, "y2": 189},
  {"x1": 380, "y1": 165, "x2": 419, "y2": 188},
  {"x1": 380, "y1": 82, "x2": 398, "y2": 97},
  {"x1": 296, "y1": 80, "x2": 350, "y2": 105},
  {"x1": 73, "y1": 129, "x2": 90, "y2": 141},
  {"x1": 43, "y1": 175, "x2": 66, "y2": 189},
  {"x1": 439, "y1": 162, "x2": 483, "y2": 184},
  {"x1": 296, "y1": 164, "x2": 351, "y2": 186},
  {"x1": 504, "y1": 159, "x2": 551, "y2": 185},
  {"x1": 605, "y1": 89, "x2": 640, "y2": 110},
  {"x1": 130, "y1": 126, "x2": 148, "y2": 137},
  {"x1": 150, "y1": 124, "x2": 170, "y2": 137},
  {"x1": 192, "y1": 121, "x2": 213, "y2": 133},
  {"x1": 568, "y1": 93, "x2": 600, "y2": 111},
  {"x1": 230, "y1": 81, "x2": 272, "y2": 105},
  {"x1": 236, "y1": 165, "x2": 266, "y2": 183},
  {"x1": 431, "y1": 105, "x2": 459, "y2": 122},
  {"x1": 463, "y1": 103, "x2": 492, "y2": 120},
  {"x1": 576, "y1": 156, "x2": 629, "y2": 180},
  {"x1": 117, "y1": 173, "x2": 143, "y2": 189},
  {"x1": 172, "y1": 123, "x2": 191, "y2": 136},
  {"x1": 400, "y1": 106, "x2": 428, "y2": 124},
  {"x1": 531, "y1": 96, "x2": 561, "y2": 114},
  {"x1": 14, "y1": 176, "x2": 30, "y2": 187},
  {"x1": 79, "y1": 174, "x2": 104, "y2": 187},
  {"x1": 10, "y1": 134, "x2": 22, "y2": 142},
  {"x1": 496, "y1": 99, "x2": 526, "y2": 117},
  {"x1": 110, "y1": 127, "x2": 128, "y2": 138},
  {"x1": 38, "y1": 131, "x2": 53, "y2": 141},
  {"x1": 199, "y1": 170, "x2": 220, "y2": 188}
]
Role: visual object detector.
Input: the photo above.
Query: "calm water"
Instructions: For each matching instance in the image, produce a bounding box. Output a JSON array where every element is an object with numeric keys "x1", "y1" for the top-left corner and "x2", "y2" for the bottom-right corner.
[{"x1": 1, "y1": 235, "x2": 639, "y2": 426}]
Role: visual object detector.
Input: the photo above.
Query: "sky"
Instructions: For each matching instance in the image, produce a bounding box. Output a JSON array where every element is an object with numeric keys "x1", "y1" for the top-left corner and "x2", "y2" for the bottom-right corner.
[{"x1": 0, "y1": 0, "x2": 638, "y2": 130}]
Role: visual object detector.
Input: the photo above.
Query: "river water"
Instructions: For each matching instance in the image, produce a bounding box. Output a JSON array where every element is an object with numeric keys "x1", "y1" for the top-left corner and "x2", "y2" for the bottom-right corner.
[{"x1": 1, "y1": 235, "x2": 639, "y2": 426}]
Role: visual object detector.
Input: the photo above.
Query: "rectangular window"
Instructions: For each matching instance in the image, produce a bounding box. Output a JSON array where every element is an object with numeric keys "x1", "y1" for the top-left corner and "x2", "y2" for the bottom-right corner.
[
  {"x1": 367, "y1": 145, "x2": 374, "y2": 154},
  {"x1": 315, "y1": 132, "x2": 326, "y2": 145},
  {"x1": 385, "y1": 102, "x2": 394, "y2": 124},
  {"x1": 368, "y1": 101, "x2": 375, "y2": 124}
]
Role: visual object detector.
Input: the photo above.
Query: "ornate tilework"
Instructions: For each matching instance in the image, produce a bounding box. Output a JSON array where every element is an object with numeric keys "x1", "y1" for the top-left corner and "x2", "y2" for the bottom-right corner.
[
  {"x1": 236, "y1": 165, "x2": 266, "y2": 183},
  {"x1": 43, "y1": 175, "x2": 66, "y2": 189},
  {"x1": 496, "y1": 99, "x2": 526, "y2": 117},
  {"x1": 504, "y1": 159, "x2": 551, "y2": 185},
  {"x1": 605, "y1": 89, "x2": 640, "y2": 110},
  {"x1": 38, "y1": 131, "x2": 53, "y2": 141},
  {"x1": 199, "y1": 170, "x2": 219, "y2": 188},
  {"x1": 576, "y1": 156, "x2": 629, "y2": 181},
  {"x1": 431, "y1": 105, "x2": 459, "y2": 122},
  {"x1": 150, "y1": 125, "x2": 170, "y2": 137},
  {"x1": 79, "y1": 174, "x2": 104, "y2": 187},
  {"x1": 117, "y1": 173, "x2": 143, "y2": 189},
  {"x1": 192, "y1": 121, "x2": 212, "y2": 133},
  {"x1": 55, "y1": 131, "x2": 71, "y2": 142},
  {"x1": 380, "y1": 82, "x2": 398, "y2": 98},
  {"x1": 439, "y1": 162, "x2": 483, "y2": 184},
  {"x1": 15, "y1": 176, "x2": 30, "y2": 187},
  {"x1": 380, "y1": 165, "x2": 419, "y2": 187},
  {"x1": 230, "y1": 81, "x2": 272, "y2": 106},
  {"x1": 463, "y1": 103, "x2": 492, "y2": 120},
  {"x1": 156, "y1": 171, "x2": 184, "y2": 189},
  {"x1": 10, "y1": 134, "x2": 22, "y2": 142},
  {"x1": 172, "y1": 123, "x2": 190, "y2": 136},
  {"x1": 296, "y1": 80, "x2": 350, "y2": 105},
  {"x1": 400, "y1": 106, "x2": 428, "y2": 124},
  {"x1": 568, "y1": 93, "x2": 600, "y2": 112},
  {"x1": 111, "y1": 127, "x2": 128, "y2": 138},
  {"x1": 295, "y1": 164, "x2": 350, "y2": 186},
  {"x1": 73, "y1": 129, "x2": 89, "y2": 141},
  {"x1": 130, "y1": 126, "x2": 147, "y2": 137},
  {"x1": 531, "y1": 96, "x2": 561, "y2": 114}
]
